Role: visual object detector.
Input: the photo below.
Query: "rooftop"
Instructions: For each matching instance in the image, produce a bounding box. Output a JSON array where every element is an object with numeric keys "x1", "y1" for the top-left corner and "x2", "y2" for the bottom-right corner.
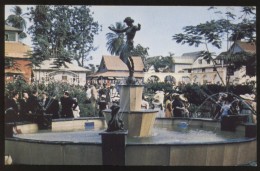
[
  {"x1": 35, "y1": 58, "x2": 91, "y2": 72},
  {"x1": 5, "y1": 42, "x2": 31, "y2": 58},
  {"x1": 101, "y1": 55, "x2": 144, "y2": 72},
  {"x1": 5, "y1": 25, "x2": 22, "y2": 32}
]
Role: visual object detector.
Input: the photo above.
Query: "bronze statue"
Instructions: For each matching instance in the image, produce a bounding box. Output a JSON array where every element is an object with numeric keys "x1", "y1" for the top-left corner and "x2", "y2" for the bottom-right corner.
[
  {"x1": 106, "y1": 104, "x2": 124, "y2": 132},
  {"x1": 108, "y1": 17, "x2": 141, "y2": 84}
]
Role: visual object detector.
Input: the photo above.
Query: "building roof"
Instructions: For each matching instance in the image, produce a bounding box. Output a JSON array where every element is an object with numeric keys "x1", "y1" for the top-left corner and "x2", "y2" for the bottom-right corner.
[
  {"x1": 236, "y1": 41, "x2": 256, "y2": 53},
  {"x1": 34, "y1": 58, "x2": 91, "y2": 72},
  {"x1": 181, "y1": 51, "x2": 202, "y2": 58},
  {"x1": 5, "y1": 42, "x2": 31, "y2": 58},
  {"x1": 101, "y1": 55, "x2": 144, "y2": 71},
  {"x1": 173, "y1": 56, "x2": 197, "y2": 64},
  {"x1": 34, "y1": 58, "x2": 90, "y2": 72},
  {"x1": 88, "y1": 71, "x2": 144, "y2": 79},
  {"x1": 216, "y1": 41, "x2": 256, "y2": 60},
  {"x1": 5, "y1": 25, "x2": 22, "y2": 32}
]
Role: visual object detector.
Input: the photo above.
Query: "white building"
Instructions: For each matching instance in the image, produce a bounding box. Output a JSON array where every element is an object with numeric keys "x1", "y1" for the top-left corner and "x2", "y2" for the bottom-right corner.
[
  {"x1": 144, "y1": 41, "x2": 256, "y2": 86},
  {"x1": 33, "y1": 58, "x2": 91, "y2": 86}
]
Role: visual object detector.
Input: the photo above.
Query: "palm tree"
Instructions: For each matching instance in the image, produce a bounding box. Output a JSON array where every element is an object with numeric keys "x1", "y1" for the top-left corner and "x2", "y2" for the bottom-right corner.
[
  {"x1": 5, "y1": 6, "x2": 28, "y2": 39},
  {"x1": 106, "y1": 22, "x2": 126, "y2": 55}
]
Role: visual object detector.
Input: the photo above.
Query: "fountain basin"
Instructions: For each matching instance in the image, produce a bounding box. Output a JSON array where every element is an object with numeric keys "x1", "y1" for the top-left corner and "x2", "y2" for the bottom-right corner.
[
  {"x1": 103, "y1": 109, "x2": 157, "y2": 137},
  {"x1": 5, "y1": 117, "x2": 256, "y2": 166}
]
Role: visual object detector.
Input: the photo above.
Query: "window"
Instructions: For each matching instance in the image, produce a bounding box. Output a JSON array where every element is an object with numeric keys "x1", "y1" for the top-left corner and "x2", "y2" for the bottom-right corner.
[
  {"x1": 207, "y1": 60, "x2": 210, "y2": 64},
  {"x1": 198, "y1": 59, "x2": 202, "y2": 64},
  {"x1": 188, "y1": 69, "x2": 191, "y2": 73},
  {"x1": 213, "y1": 67, "x2": 217, "y2": 71},
  {"x1": 202, "y1": 68, "x2": 205, "y2": 72},
  {"x1": 62, "y1": 75, "x2": 67, "y2": 81},
  {"x1": 5, "y1": 32, "x2": 16, "y2": 41},
  {"x1": 5, "y1": 34, "x2": 9, "y2": 41}
]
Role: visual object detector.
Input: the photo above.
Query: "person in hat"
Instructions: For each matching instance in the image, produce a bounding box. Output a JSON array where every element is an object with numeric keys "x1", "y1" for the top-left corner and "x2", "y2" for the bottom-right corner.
[
  {"x1": 239, "y1": 93, "x2": 256, "y2": 124},
  {"x1": 108, "y1": 17, "x2": 141, "y2": 78},
  {"x1": 179, "y1": 94, "x2": 190, "y2": 117},
  {"x1": 172, "y1": 93, "x2": 186, "y2": 118}
]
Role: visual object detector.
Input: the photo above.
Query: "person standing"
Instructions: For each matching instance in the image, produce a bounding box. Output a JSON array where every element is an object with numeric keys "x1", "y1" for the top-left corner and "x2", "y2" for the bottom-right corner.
[
  {"x1": 152, "y1": 91, "x2": 165, "y2": 118},
  {"x1": 179, "y1": 94, "x2": 190, "y2": 117},
  {"x1": 19, "y1": 92, "x2": 30, "y2": 121},
  {"x1": 40, "y1": 92, "x2": 50, "y2": 112},
  {"x1": 108, "y1": 84, "x2": 118, "y2": 107},
  {"x1": 164, "y1": 94, "x2": 173, "y2": 118},
  {"x1": 5, "y1": 91, "x2": 20, "y2": 122},
  {"x1": 27, "y1": 90, "x2": 41, "y2": 115},
  {"x1": 141, "y1": 95, "x2": 149, "y2": 109},
  {"x1": 47, "y1": 96, "x2": 60, "y2": 119},
  {"x1": 98, "y1": 95, "x2": 108, "y2": 117},
  {"x1": 60, "y1": 91, "x2": 78, "y2": 118},
  {"x1": 91, "y1": 84, "x2": 98, "y2": 115},
  {"x1": 172, "y1": 93, "x2": 185, "y2": 118},
  {"x1": 72, "y1": 97, "x2": 80, "y2": 118},
  {"x1": 5, "y1": 91, "x2": 21, "y2": 135},
  {"x1": 239, "y1": 93, "x2": 257, "y2": 124}
]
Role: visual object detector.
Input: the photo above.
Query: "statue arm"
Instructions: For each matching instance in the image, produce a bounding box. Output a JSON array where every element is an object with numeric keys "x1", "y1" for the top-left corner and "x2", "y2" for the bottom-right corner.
[
  {"x1": 137, "y1": 23, "x2": 141, "y2": 31},
  {"x1": 108, "y1": 26, "x2": 127, "y2": 33}
]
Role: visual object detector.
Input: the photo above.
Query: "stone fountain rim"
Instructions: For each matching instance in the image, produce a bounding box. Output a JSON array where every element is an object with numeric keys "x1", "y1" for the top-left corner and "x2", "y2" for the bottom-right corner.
[{"x1": 6, "y1": 118, "x2": 256, "y2": 146}]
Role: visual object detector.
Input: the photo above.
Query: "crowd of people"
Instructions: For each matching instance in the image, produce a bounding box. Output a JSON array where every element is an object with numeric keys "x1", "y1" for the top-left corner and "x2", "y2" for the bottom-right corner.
[
  {"x1": 5, "y1": 82, "x2": 257, "y2": 126},
  {"x1": 146, "y1": 90, "x2": 257, "y2": 124}
]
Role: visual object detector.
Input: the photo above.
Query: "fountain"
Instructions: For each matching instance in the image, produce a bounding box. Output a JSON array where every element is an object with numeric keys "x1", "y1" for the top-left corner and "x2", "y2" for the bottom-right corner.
[
  {"x1": 4, "y1": 17, "x2": 256, "y2": 166},
  {"x1": 4, "y1": 91, "x2": 257, "y2": 166}
]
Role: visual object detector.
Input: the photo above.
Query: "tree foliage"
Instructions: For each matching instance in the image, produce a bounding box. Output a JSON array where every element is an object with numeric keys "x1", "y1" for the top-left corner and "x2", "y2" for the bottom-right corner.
[
  {"x1": 27, "y1": 5, "x2": 101, "y2": 67},
  {"x1": 106, "y1": 21, "x2": 149, "y2": 69},
  {"x1": 5, "y1": 5, "x2": 28, "y2": 40},
  {"x1": 106, "y1": 22, "x2": 126, "y2": 56},
  {"x1": 145, "y1": 55, "x2": 174, "y2": 72}
]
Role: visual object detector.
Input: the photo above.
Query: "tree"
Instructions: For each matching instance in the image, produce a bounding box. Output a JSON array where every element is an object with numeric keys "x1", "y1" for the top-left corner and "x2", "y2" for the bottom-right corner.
[
  {"x1": 106, "y1": 22, "x2": 126, "y2": 55},
  {"x1": 27, "y1": 5, "x2": 52, "y2": 66},
  {"x1": 27, "y1": 5, "x2": 101, "y2": 67},
  {"x1": 132, "y1": 44, "x2": 149, "y2": 71},
  {"x1": 172, "y1": 6, "x2": 256, "y2": 88},
  {"x1": 68, "y1": 6, "x2": 100, "y2": 67},
  {"x1": 145, "y1": 53, "x2": 174, "y2": 72},
  {"x1": 5, "y1": 5, "x2": 28, "y2": 40},
  {"x1": 106, "y1": 22, "x2": 150, "y2": 70}
]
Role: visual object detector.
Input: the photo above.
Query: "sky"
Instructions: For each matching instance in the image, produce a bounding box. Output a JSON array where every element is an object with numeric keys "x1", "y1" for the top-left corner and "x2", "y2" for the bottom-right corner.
[{"x1": 5, "y1": 5, "x2": 245, "y2": 66}]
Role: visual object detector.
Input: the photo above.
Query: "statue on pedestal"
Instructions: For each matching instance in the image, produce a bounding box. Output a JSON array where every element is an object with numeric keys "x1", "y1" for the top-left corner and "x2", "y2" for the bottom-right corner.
[
  {"x1": 106, "y1": 104, "x2": 124, "y2": 132},
  {"x1": 108, "y1": 17, "x2": 141, "y2": 84}
]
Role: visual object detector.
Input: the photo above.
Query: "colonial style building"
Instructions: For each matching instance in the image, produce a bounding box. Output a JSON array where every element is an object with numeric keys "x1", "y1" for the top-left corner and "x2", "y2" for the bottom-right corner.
[
  {"x1": 87, "y1": 55, "x2": 144, "y2": 85},
  {"x1": 33, "y1": 58, "x2": 91, "y2": 86},
  {"x1": 145, "y1": 41, "x2": 256, "y2": 86},
  {"x1": 144, "y1": 53, "x2": 199, "y2": 85},
  {"x1": 5, "y1": 25, "x2": 32, "y2": 83},
  {"x1": 182, "y1": 41, "x2": 256, "y2": 85}
]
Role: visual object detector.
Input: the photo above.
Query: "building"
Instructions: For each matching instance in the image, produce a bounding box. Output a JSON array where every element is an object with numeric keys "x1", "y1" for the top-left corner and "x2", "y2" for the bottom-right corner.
[
  {"x1": 180, "y1": 41, "x2": 256, "y2": 85},
  {"x1": 144, "y1": 53, "x2": 199, "y2": 85},
  {"x1": 87, "y1": 55, "x2": 145, "y2": 84},
  {"x1": 5, "y1": 25, "x2": 32, "y2": 83},
  {"x1": 33, "y1": 58, "x2": 91, "y2": 86},
  {"x1": 215, "y1": 40, "x2": 256, "y2": 85}
]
